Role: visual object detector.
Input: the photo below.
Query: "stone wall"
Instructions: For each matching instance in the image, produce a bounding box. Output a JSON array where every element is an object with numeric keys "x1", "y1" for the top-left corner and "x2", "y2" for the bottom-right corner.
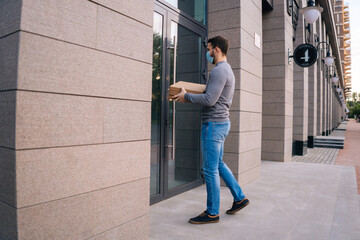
[{"x1": 0, "y1": 0, "x2": 153, "y2": 239}]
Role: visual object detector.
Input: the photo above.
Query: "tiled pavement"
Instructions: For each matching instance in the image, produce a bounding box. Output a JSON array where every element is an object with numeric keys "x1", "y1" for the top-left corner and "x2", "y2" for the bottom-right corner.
[
  {"x1": 292, "y1": 148, "x2": 339, "y2": 164},
  {"x1": 292, "y1": 121, "x2": 347, "y2": 165}
]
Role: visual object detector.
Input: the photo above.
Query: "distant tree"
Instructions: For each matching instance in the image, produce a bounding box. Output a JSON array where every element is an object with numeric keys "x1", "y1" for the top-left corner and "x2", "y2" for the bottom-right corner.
[
  {"x1": 352, "y1": 92, "x2": 358, "y2": 102},
  {"x1": 353, "y1": 104, "x2": 360, "y2": 117},
  {"x1": 347, "y1": 101, "x2": 354, "y2": 107}
]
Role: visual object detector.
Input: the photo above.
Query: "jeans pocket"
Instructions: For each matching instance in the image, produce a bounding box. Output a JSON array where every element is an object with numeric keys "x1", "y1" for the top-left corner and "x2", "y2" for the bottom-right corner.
[{"x1": 212, "y1": 122, "x2": 230, "y2": 142}]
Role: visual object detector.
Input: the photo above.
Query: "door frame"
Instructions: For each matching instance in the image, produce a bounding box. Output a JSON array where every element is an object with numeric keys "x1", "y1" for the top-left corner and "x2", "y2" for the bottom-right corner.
[{"x1": 151, "y1": 2, "x2": 207, "y2": 205}]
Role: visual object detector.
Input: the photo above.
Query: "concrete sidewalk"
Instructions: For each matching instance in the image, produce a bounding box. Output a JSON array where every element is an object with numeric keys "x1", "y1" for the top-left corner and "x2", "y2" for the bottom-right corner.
[{"x1": 150, "y1": 161, "x2": 360, "y2": 240}]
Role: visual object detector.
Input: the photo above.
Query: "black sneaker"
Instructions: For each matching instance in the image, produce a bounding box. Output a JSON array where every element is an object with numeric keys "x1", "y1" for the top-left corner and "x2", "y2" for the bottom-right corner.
[
  {"x1": 189, "y1": 211, "x2": 219, "y2": 224},
  {"x1": 226, "y1": 198, "x2": 250, "y2": 215}
]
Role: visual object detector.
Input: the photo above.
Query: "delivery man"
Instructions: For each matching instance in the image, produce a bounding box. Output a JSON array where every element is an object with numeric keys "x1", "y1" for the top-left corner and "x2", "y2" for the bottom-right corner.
[{"x1": 172, "y1": 36, "x2": 249, "y2": 224}]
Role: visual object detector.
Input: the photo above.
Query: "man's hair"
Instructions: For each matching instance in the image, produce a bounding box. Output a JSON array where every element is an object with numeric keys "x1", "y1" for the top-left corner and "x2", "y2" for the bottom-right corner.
[{"x1": 208, "y1": 36, "x2": 229, "y2": 55}]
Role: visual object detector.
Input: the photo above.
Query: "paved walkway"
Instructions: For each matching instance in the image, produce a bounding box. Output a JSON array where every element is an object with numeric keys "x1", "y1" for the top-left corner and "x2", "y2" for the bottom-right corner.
[
  {"x1": 292, "y1": 147, "x2": 339, "y2": 164},
  {"x1": 150, "y1": 120, "x2": 360, "y2": 239},
  {"x1": 336, "y1": 119, "x2": 360, "y2": 194},
  {"x1": 150, "y1": 161, "x2": 360, "y2": 239}
]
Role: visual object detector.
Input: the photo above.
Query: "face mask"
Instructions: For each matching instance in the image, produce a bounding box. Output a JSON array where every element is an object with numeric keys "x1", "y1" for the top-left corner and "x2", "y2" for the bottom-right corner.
[{"x1": 206, "y1": 50, "x2": 214, "y2": 64}]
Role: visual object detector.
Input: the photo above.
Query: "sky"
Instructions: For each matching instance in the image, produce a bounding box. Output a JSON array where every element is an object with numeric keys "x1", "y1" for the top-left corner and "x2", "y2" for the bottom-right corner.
[{"x1": 347, "y1": 0, "x2": 360, "y2": 94}]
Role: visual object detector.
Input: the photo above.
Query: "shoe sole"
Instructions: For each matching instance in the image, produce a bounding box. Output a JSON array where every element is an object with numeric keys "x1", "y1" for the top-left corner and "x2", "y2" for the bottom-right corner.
[
  {"x1": 226, "y1": 201, "x2": 250, "y2": 215},
  {"x1": 189, "y1": 219, "x2": 219, "y2": 224}
]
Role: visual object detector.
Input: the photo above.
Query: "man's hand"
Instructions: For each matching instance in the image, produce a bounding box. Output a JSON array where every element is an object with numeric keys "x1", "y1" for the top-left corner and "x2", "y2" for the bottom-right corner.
[{"x1": 172, "y1": 87, "x2": 187, "y2": 103}]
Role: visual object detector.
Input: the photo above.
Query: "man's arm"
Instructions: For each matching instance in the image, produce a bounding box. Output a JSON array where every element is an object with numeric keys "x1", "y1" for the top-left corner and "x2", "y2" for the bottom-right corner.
[{"x1": 184, "y1": 69, "x2": 225, "y2": 107}]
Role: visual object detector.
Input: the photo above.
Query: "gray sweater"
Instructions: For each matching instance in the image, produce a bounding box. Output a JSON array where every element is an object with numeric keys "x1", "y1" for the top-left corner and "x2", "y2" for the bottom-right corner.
[{"x1": 184, "y1": 61, "x2": 235, "y2": 123}]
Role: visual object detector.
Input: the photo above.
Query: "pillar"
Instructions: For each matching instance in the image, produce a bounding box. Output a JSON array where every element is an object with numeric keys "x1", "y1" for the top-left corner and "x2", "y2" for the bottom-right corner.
[
  {"x1": 262, "y1": 0, "x2": 293, "y2": 162},
  {"x1": 308, "y1": 28, "x2": 317, "y2": 148},
  {"x1": 208, "y1": 0, "x2": 262, "y2": 185},
  {"x1": 0, "y1": 0, "x2": 153, "y2": 239},
  {"x1": 292, "y1": 0, "x2": 308, "y2": 156},
  {"x1": 316, "y1": 16, "x2": 323, "y2": 136}
]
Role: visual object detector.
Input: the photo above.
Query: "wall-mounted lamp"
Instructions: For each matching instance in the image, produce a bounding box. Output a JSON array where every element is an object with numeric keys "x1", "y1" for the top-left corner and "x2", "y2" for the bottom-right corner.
[
  {"x1": 324, "y1": 52, "x2": 335, "y2": 66},
  {"x1": 317, "y1": 41, "x2": 335, "y2": 66},
  {"x1": 332, "y1": 74, "x2": 339, "y2": 84},
  {"x1": 328, "y1": 65, "x2": 339, "y2": 85},
  {"x1": 299, "y1": 0, "x2": 323, "y2": 43},
  {"x1": 299, "y1": 0, "x2": 323, "y2": 24}
]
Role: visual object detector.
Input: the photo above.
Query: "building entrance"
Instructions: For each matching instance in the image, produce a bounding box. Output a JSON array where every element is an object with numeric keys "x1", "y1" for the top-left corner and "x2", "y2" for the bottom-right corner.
[{"x1": 151, "y1": 1, "x2": 207, "y2": 204}]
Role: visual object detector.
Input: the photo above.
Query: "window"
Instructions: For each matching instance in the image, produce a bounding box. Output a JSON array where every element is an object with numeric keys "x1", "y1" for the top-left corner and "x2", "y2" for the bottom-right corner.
[{"x1": 164, "y1": 0, "x2": 206, "y2": 25}]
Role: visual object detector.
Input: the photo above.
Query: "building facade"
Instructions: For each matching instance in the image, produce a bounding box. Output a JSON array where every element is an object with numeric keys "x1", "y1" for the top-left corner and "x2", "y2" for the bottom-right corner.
[
  {"x1": 0, "y1": 0, "x2": 347, "y2": 239},
  {"x1": 334, "y1": 0, "x2": 352, "y2": 99}
]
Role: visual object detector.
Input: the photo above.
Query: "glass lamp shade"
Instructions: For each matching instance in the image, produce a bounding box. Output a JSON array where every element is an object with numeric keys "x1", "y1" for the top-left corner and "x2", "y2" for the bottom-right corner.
[
  {"x1": 324, "y1": 56, "x2": 335, "y2": 66},
  {"x1": 332, "y1": 76, "x2": 339, "y2": 84},
  {"x1": 299, "y1": 6, "x2": 323, "y2": 24}
]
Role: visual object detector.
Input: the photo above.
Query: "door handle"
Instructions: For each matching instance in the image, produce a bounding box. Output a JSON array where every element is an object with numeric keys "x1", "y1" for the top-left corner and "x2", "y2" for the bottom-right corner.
[{"x1": 172, "y1": 35, "x2": 176, "y2": 160}]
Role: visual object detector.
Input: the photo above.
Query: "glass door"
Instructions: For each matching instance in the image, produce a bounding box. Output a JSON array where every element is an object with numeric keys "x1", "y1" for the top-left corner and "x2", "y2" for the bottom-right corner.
[{"x1": 151, "y1": 4, "x2": 207, "y2": 204}]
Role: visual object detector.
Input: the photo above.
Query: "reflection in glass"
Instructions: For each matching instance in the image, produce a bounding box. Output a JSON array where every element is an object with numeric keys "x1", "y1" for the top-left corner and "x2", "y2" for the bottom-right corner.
[
  {"x1": 165, "y1": 0, "x2": 206, "y2": 25},
  {"x1": 167, "y1": 22, "x2": 202, "y2": 190},
  {"x1": 150, "y1": 12, "x2": 163, "y2": 197}
]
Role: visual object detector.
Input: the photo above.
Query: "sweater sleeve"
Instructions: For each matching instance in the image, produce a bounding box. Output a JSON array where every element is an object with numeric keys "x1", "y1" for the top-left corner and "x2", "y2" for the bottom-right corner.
[{"x1": 184, "y1": 69, "x2": 226, "y2": 107}]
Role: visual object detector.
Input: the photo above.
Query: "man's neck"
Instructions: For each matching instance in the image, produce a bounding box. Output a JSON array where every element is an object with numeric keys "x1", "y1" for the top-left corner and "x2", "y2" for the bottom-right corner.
[{"x1": 214, "y1": 55, "x2": 227, "y2": 64}]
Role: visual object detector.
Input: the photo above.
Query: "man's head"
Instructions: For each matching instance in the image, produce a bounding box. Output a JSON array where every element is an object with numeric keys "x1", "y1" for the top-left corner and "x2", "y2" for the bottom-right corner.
[
  {"x1": 207, "y1": 36, "x2": 229, "y2": 64},
  {"x1": 207, "y1": 36, "x2": 229, "y2": 56}
]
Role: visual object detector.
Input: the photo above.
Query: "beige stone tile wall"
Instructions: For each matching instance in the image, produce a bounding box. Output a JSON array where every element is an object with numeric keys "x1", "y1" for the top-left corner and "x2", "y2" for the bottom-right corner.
[
  {"x1": 17, "y1": 32, "x2": 152, "y2": 101},
  {"x1": 16, "y1": 178, "x2": 149, "y2": 240},
  {"x1": 0, "y1": 201, "x2": 17, "y2": 240},
  {"x1": 0, "y1": 0, "x2": 153, "y2": 239},
  {"x1": 0, "y1": 148, "x2": 16, "y2": 208},
  {"x1": 0, "y1": 91, "x2": 16, "y2": 149},
  {"x1": 208, "y1": 0, "x2": 262, "y2": 185},
  {"x1": 262, "y1": 0, "x2": 294, "y2": 162},
  {"x1": 0, "y1": 0, "x2": 21, "y2": 38},
  {"x1": 0, "y1": 33, "x2": 19, "y2": 91},
  {"x1": 0, "y1": 3, "x2": 20, "y2": 238}
]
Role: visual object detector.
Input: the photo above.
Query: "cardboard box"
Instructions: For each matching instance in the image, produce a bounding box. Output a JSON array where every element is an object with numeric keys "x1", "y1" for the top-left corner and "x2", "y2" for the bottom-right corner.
[{"x1": 168, "y1": 81, "x2": 206, "y2": 100}]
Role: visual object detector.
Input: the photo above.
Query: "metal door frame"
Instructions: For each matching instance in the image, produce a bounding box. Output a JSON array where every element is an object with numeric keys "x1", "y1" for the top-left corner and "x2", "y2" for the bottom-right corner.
[{"x1": 151, "y1": 2, "x2": 207, "y2": 205}]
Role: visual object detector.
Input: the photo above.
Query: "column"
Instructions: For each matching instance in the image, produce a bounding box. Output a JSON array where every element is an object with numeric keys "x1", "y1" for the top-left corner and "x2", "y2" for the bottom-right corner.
[
  {"x1": 329, "y1": 81, "x2": 333, "y2": 133},
  {"x1": 322, "y1": 24, "x2": 328, "y2": 136},
  {"x1": 262, "y1": 0, "x2": 294, "y2": 162},
  {"x1": 308, "y1": 36, "x2": 317, "y2": 148},
  {"x1": 208, "y1": 0, "x2": 262, "y2": 185},
  {"x1": 316, "y1": 16, "x2": 323, "y2": 136},
  {"x1": 0, "y1": 0, "x2": 153, "y2": 239},
  {"x1": 292, "y1": 0, "x2": 308, "y2": 156},
  {"x1": 325, "y1": 74, "x2": 330, "y2": 135}
]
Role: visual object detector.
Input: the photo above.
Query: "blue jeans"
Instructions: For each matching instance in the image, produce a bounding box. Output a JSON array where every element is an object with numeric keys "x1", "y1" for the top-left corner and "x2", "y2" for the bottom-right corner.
[{"x1": 201, "y1": 121, "x2": 246, "y2": 215}]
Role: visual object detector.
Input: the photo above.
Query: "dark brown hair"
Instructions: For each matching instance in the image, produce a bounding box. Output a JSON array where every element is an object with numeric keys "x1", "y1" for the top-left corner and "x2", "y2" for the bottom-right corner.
[{"x1": 208, "y1": 36, "x2": 229, "y2": 55}]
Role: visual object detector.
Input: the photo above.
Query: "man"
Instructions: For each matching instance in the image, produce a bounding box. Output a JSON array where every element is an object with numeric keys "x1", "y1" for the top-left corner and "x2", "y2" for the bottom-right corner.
[{"x1": 172, "y1": 36, "x2": 249, "y2": 224}]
